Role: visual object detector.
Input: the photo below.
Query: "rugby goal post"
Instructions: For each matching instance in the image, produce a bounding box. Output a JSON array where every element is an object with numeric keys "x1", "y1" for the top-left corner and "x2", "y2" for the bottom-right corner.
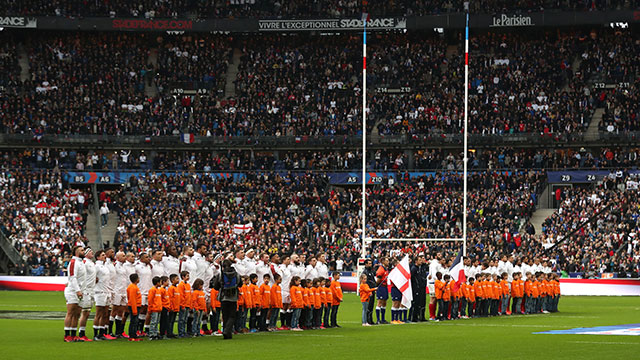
[{"x1": 358, "y1": 13, "x2": 470, "y2": 272}]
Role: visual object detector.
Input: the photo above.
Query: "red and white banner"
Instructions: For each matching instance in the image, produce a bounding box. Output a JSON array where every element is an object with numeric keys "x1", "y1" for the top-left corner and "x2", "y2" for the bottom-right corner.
[
  {"x1": 2, "y1": 275, "x2": 640, "y2": 296},
  {"x1": 558, "y1": 278, "x2": 640, "y2": 296}
]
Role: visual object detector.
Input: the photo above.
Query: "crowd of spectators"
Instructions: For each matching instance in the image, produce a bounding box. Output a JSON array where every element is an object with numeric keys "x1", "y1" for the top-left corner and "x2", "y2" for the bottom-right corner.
[
  {"x1": 2, "y1": 0, "x2": 639, "y2": 18},
  {"x1": 0, "y1": 171, "x2": 89, "y2": 276},
  {"x1": 539, "y1": 172, "x2": 640, "y2": 276},
  {"x1": 1, "y1": 28, "x2": 638, "y2": 138}
]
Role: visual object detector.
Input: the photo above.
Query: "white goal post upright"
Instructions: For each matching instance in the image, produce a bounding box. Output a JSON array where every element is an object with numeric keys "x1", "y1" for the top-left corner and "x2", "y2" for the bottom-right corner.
[{"x1": 359, "y1": 14, "x2": 470, "y2": 259}]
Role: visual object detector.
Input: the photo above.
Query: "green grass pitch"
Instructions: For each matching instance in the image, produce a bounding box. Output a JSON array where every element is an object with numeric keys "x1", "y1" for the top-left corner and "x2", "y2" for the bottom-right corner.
[{"x1": 1, "y1": 291, "x2": 639, "y2": 359}]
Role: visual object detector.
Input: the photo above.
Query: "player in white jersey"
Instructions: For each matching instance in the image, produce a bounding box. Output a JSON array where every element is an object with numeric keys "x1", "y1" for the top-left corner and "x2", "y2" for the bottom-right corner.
[
  {"x1": 112, "y1": 251, "x2": 129, "y2": 338},
  {"x1": 93, "y1": 250, "x2": 116, "y2": 340},
  {"x1": 256, "y1": 253, "x2": 272, "y2": 284},
  {"x1": 244, "y1": 249, "x2": 258, "y2": 275},
  {"x1": 162, "y1": 245, "x2": 180, "y2": 277},
  {"x1": 192, "y1": 244, "x2": 209, "y2": 284},
  {"x1": 135, "y1": 252, "x2": 153, "y2": 335},
  {"x1": 201, "y1": 253, "x2": 216, "y2": 335},
  {"x1": 64, "y1": 245, "x2": 85, "y2": 342},
  {"x1": 180, "y1": 246, "x2": 198, "y2": 285},
  {"x1": 150, "y1": 250, "x2": 165, "y2": 278},
  {"x1": 104, "y1": 248, "x2": 117, "y2": 335},
  {"x1": 276, "y1": 255, "x2": 292, "y2": 328},
  {"x1": 427, "y1": 255, "x2": 444, "y2": 321},
  {"x1": 77, "y1": 248, "x2": 96, "y2": 342},
  {"x1": 232, "y1": 249, "x2": 248, "y2": 277},
  {"x1": 316, "y1": 253, "x2": 330, "y2": 279},
  {"x1": 304, "y1": 257, "x2": 320, "y2": 280}
]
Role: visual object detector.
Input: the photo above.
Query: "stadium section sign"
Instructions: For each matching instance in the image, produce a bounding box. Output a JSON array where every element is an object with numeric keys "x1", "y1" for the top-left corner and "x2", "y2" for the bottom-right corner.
[
  {"x1": 0, "y1": 16, "x2": 37, "y2": 28},
  {"x1": 258, "y1": 18, "x2": 406, "y2": 31}
]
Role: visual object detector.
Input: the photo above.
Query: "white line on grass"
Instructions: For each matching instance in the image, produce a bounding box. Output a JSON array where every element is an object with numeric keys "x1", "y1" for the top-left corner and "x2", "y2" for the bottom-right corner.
[
  {"x1": 339, "y1": 321, "x2": 569, "y2": 328},
  {"x1": 570, "y1": 341, "x2": 640, "y2": 345},
  {"x1": 254, "y1": 333, "x2": 345, "y2": 338}
]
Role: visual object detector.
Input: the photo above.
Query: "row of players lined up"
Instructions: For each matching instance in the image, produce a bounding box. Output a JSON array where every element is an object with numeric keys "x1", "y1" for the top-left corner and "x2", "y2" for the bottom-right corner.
[
  {"x1": 359, "y1": 254, "x2": 561, "y2": 325},
  {"x1": 63, "y1": 244, "x2": 343, "y2": 342}
]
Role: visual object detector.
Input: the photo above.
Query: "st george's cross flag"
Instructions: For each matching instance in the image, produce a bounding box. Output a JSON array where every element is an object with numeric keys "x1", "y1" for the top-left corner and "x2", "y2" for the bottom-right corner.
[
  {"x1": 449, "y1": 252, "x2": 466, "y2": 293},
  {"x1": 389, "y1": 255, "x2": 413, "y2": 308}
]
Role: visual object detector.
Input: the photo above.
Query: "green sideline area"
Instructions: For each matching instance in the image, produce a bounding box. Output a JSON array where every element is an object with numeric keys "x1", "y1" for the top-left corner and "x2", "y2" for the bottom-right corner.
[{"x1": 0, "y1": 291, "x2": 639, "y2": 359}]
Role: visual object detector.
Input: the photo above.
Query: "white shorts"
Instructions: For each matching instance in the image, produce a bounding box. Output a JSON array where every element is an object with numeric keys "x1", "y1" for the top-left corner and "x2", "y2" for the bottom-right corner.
[
  {"x1": 114, "y1": 293, "x2": 128, "y2": 307},
  {"x1": 141, "y1": 294, "x2": 148, "y2": 306},
  {"x1": 95, "y1": 292, "x2": 110, "y2": 307},
  {"x1": 80, "y1": 293, "x2": 94, "y2": 309},
  {"x1": 282, "y1": 291, "x2": 291, "y2": 304},
  {"x1": 64, "y1": 288, "x2": 79, "y2": 305},
  {"x1": 427, "y1": 283, "x2": 435, "y2": 296}
]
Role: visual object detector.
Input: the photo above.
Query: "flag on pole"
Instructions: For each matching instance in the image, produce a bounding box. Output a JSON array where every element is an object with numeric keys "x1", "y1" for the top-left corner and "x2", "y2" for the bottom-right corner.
[
  {"x1": 361, "y1": 12, "x2": 370, "y2": 23},
  {"x1": 449, "y1": 252, "x2": 466, "y2": 293},
  {"x1": 388, "y1": 255, "x2": 413, "y2": 308},
  {"x1": 181, "y1": 133, "x2": 195, "y2": 144}
]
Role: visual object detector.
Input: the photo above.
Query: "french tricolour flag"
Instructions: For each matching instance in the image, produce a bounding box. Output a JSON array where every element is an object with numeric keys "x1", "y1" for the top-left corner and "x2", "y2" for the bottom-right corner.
[
  {"x1": 449, "y1": 252, "x2": 466, "y2": 293},
  {"x1": 389, "y1": 255, "x2": 413, "y2": 308},
  {"x1": 361, "y1": 12, "x2": 370, "y2": 23},
  {"x1": 181, "y1": 133, "x2": 195, "y2": 144}
]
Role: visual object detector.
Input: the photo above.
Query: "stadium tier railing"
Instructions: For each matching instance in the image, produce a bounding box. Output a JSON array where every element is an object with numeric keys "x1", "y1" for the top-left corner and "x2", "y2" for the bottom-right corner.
[{"x1": 2, "y1": 131, "x2": 636, "y2": 149}]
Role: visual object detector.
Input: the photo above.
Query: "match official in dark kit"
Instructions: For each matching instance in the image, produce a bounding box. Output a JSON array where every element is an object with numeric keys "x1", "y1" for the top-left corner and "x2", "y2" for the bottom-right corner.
[
  {"x1": 362, "y1": 259, "x2": 377, "y2": 324},
  {"x1": 410, "y1": 254, "x2": 428, "y2": 322},
  {"x1": 211, "y1": 258, "x2": 242, "y2": 339}
]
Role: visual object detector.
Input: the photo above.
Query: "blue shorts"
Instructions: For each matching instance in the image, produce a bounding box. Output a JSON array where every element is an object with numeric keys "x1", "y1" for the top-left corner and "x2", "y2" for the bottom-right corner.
[
  {"x1": 376, "y1": 286, "x2": 389, "y2": 300},
  {"x1": 391, "y1": 287, "x2": 402, "y2": 302}
]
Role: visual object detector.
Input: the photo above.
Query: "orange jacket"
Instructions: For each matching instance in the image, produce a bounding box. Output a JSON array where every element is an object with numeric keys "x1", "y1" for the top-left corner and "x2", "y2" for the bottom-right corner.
[
  {"x1": 312, "y1": 287, "x2": 322, "y2": 309},
  {"x1": 531, "y1": 281, "x2": 539, "y2": 298},
  {"x1": 443, "y1": 282, "x2": 452, "y2": 301},
  {"x1": 319, "y1": 286, "x2": 326, "y2": 305},
  {"x1": 271, "y1": 284, "x2": 283, "y2": 309},
  {"x1": 511, "y1": 280, "x2": 522, "y2": 298},
  {"x1": 148, "y1": 286, "x2": 163, "y2": 313},
  {"x1": 260, "y1": 283, "x2": 271, "y2": 309},
  {"x1": 554, "y1": 280, "x2": 561, "y2": 296},
  {"x1": 302, "y1": 287, "x2": 311, "y2": 308},
  {"x1": 161, "y1": 287, "x2": 170, "y2": 309},
  {"x1": 290, "y1": 285, "x2": 303, "y2": 309},
  {"x1": 435, "y1": 279, "x2": 444, "y2": 299},
  {"x1": 359, "y1": 284, "x2": 376, "y2": 303},
  {"x1": 467, "y1": 284, "x2": 476, "y2": 303},
  {"x1": 500, "y1": 280, "x2": 509, "y2": 297},
  {"x1": 493, "y1": 281, "x2": 501, "y2": 299},
  {"x1": 168, "y1": 284, "x2": 181, "y2": 312},
  {"x1": 177, "y1": 281, "x2": 192, "y2": 309},
  {"x1": 251, "y1": 283, "x2": 262, "y2": 308},
  {"x1": 210, "y1": 288, "x2": 221, "y2": 308},
  {"x1": 324, "y1": 286, "x2": 333, "y2": 306},
  {"x1": 127, "y1": 283, "x2": 141, "y2": 314},
  {"x1": 243, "y1": 284, "x2": 253, "y2": 309},
  {"x1": 474, "y1": 281, "x2": 484, "y2": 299},
  {"x1": 237, "y1": 285, "x2": 246, "y2": 307},
  {"x1": 541, "y1": 280, "x2": 548, "y2": 296},
  {"x1": 330, "y1": 280, "x2": 343, "y2": 304},
  {"x1": 192, "y1": 289, "x2": 206, "y2": 311}
]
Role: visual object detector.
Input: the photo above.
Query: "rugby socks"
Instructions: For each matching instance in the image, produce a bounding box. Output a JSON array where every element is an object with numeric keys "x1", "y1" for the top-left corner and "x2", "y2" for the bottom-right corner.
[
  {"x1": 138, "y1": 314, "x2": 145, "y2": 332},
  {"x1": 115, "y1": 316, "x2": 122, "y2": 335},
  {"x1": 402, "y1": 309, "x2": 408, "y2": 322},
  {"x1": 381, "y1": 307, "x2": 386, "y2": 322},
  {"x1": 71, "y1": 329, "x2": 77, "y2": 337},
  {"x1": 391, "y1": 308, "x2": 397, "y2": 321},
  {"x1": 109, "y1": 316, "x2": 114, "y2": 334},
  {"x1": 78, "y1": 327, "x2": 86, "y2": 337},
  {"x1": 376, "y1": 307, "x2": 381, "y2": 323},
  {"x1": 429, "y1": 303, "x2": 436, "y2": 319},
  {"x1": 65, "y1": 327, "x2": 70, "y2": 337}
]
